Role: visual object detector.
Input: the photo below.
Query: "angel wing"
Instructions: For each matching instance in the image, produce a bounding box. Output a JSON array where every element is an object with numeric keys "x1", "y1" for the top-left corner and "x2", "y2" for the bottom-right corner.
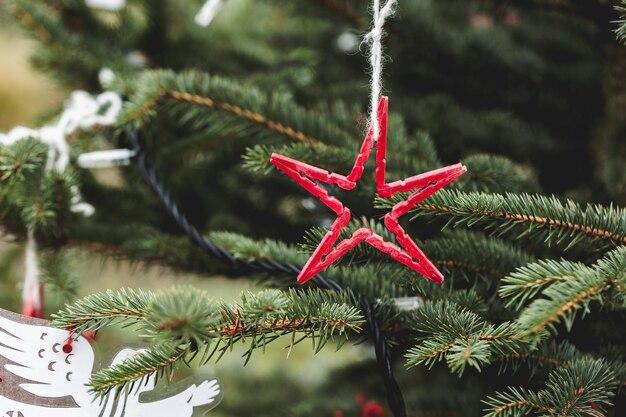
[
  {"x1": 0, "y1": 313, "x2": 95, "y2": 408},
  {"x1": 124, "y1": 379, "x2": 221, "y2": 417}
]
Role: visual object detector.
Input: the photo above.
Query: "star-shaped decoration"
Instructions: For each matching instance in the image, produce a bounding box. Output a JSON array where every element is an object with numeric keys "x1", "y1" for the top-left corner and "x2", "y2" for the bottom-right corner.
[{"x1": 271, "y1": 97, "x2": 467, "y2": 284}]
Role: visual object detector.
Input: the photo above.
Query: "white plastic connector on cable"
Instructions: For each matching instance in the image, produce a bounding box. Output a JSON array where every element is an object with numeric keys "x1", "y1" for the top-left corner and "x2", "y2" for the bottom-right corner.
[
  {"x1": 376, "y1": 296, "x2": 424, "y2": 312},
  {"x1": 78, "y1": 149, "x2": 136, "y2": 169}
]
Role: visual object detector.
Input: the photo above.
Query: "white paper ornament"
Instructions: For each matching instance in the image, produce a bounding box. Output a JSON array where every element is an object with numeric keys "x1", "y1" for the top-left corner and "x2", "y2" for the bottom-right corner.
[{"x1": 0, "y1": 309, "x2": 221, "y2": 417}]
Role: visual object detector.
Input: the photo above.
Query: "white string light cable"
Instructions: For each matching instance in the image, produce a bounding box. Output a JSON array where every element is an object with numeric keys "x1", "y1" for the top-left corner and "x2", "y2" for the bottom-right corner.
[
  {"x1": 363, "y1": 0, "x2": 397, "y2": 141},
  {"x1": 0, "y1": 90, "x2": 122, "y2": 317}
]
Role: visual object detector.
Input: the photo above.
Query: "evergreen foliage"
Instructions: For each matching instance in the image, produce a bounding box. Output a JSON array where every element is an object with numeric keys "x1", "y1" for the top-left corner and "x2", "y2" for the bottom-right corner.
[
  {"x1": 1, "y1": 0, "x2": 626, "y2": 415},
  {"x1": 53, "y1": 287, "x2": 363, "y2": 395}
]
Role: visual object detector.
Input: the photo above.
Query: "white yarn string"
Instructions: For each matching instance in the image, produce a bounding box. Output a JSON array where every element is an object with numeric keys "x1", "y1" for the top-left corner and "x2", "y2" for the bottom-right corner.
[
  {"x1": 363, "y1": 0, "x2": 397, "y2": 141},
  {"x1": 22, "y1": 229, "x2": 42, "y2": 315}
]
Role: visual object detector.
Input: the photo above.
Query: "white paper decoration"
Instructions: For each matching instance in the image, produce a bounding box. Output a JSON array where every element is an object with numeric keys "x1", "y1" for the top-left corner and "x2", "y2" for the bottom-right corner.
[{"x1": 0, "y1": 309, "x2": 221, "y2": 417}]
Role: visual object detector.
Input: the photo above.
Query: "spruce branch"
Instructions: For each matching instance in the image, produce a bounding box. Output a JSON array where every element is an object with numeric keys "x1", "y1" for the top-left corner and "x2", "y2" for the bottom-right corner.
[
  {"x1": 422, "y1": 230, "x2": 535, "y2": 281},
  {"x1": 66, "y1": 223, "x2": 219, "y2": 275},
  {"x1": 0, "y1": 139, "x2": 46, "y2": 187},
  {"x1": 42, "y1": 252, "x2": 80, "y2": 305},
  {"x1": 484, "y1": 388, "x2": 555, "y2": 417},
  {"x1": 459, "y1": 154, "x2": 541, "y2": 194},
  {"x1": 166, "y1": 89, "x2": 321, "y2": 145},
  {"x1": 406, "y1": 300, "x2": 523, "y2": 376},
  {"x1": 52, "y1": 288, "x2": 153, "y2": 333},
  {"x1": 495, "y1": 340, "x2": 626, "y2": 397},
  {"x1": 1, "y1": 138, "x2": 76, "y2": 235},
  {"x1": 88, "y1": 343, "x2": 186, "y2": 397},
  {"x1": 484, "y1": 358, "x2": 617, "y2": 417},
  {"x1": 496, "y1": 340, "x2": 576, "y2": 375},
  {"x1": 517, "y1": 275, "x2": 605, "y2": 335},
  {"x1": 499, "y1": 260, "x2": 594, "y2": 309},
  {"x1": 377, "y1": 190, "x2": 626, "y2": 250},
  {"x1": 10, "y1": 0, "x2": 130, "y2": 82},
  {"x1": 54, "y1": 287, "x2": 363, "y2": 395},
  {"x1": 501, "y1": 248, "x2": 626, "y2": 335},
  {"x1": 210, "y1": 230, "x2": 308, "y2": 266},
  {"x1": 615, "y1": 2, "x2": 626, "y2": 44},
  {"x1": 120, "y1": 70, "x2": 355, "y2": 147},
  {"x1": 303, "y1": 222, "x2": 534, "y2": 281},
  {"x1": 211, "y1": 230, "x2": 407, "y2": 300}
]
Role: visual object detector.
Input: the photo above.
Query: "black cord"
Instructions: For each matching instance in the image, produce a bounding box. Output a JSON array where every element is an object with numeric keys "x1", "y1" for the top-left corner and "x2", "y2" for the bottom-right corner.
[{"x1": 128, "y1": 131, "x2": 406, "y2": 417}]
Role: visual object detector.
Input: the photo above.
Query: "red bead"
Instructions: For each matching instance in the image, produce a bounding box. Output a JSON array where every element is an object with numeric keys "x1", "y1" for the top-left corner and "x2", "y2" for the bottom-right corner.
[{"x1": 362, "y1": 401, "x2": 387, "y2": 417}]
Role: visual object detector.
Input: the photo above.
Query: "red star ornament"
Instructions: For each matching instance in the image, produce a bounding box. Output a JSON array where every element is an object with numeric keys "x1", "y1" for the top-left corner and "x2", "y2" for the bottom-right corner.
[{"x1": 271, "y1": 97, "x2": 467, "y2": 284}]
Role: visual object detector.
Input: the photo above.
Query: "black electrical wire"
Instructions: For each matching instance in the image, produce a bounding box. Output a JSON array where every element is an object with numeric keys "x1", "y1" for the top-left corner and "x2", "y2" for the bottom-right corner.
[{"x1": 126, "y1": 130, "x2": 407, "y2": 417}]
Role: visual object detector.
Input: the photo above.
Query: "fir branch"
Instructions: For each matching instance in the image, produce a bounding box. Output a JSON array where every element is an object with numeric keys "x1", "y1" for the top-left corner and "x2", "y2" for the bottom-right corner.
[
  {"x1": 210, "y1": 230, "x2": 410, "y2": 304},
  {"x1": 615, "y1": 2, "x2": 626, "y2": 44},
  {"x1": 1, "y1": 137, "x2": 81, "y2": 237},
  {"x1": 520, "y1": 280, "x2": 606, "y2": 335},
  {"x1": 406, "y1": 300, "x2": 522, "y2": 376},
  {"x1": 377, "y1": 190, "x2": 626, "y2": 250},
  {"x1": 459, "y1": 154, "x2": 541, "y2": 194},
  {"x1": 502, "y1": 248, "x2": 626, "y2": 335},
  {"x1": 485, "y1": 389, "x2": 555, "y2": 416},
  {"x1": 43, "y1": 251, "x2": 80, "y2": 304},
  {"x1": 54, "y1": 287, "x2": 364, "y2": 395},
  {"x1": 495, "y1": 340, "x2": 578, "y2": 375},
  {"x1": 52, "y1": 288, "x2": 153, "y2": 332},
  {"x1": 303, "y1": 223, "x2": 534, "y2": 281},
  {"x1": 66, "y1": 224, "x2": 219, "y2": 275},
  {"x1": 89, "y1": 344, "x2": 186, "y2": 396},
  {"x1": 498, "y1": 352, "x2": 565, "y2": 369},
  {"x1": 499, "y1": 259, "x2": 593, "y2": 308},
  {"x1": 484, "y1": 358, "x2": 617, "y2": 417},
  {"x1": 10, "y1": 0, "x2": 130, "y2": 81},
  {"x1": 0, "y1": 139, "x2": 46, "y2": 186},
  {"x1": 120, "y1": 70, "x2": 355, "y2": 147},
  {"x1": 210, "y1": 230, "x2": 308, "y2": 265},
  {"x1": 165, "y1": 89, "x2": 320, "y2": 145},
  {"x1": 423, "y1": 230, "x2": 535, "y2": 281},
  {"x1": 11, "y1": 2, "x2": 53, "y2": 43}
]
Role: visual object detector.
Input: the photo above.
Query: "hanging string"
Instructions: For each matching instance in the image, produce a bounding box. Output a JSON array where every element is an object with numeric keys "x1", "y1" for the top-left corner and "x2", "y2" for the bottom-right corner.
[
  {"x1": 363, "y1": 0, "x2": 397, "y2": 141},
  {"x1": 21, "y1": 230, "x2": 44, "y2": 318}
]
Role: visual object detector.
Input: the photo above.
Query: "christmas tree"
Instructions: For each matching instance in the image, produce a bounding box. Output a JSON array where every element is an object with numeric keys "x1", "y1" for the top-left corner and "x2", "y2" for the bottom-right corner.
[{"x1": 1, "y1": 0, "x2": 626, "y2": 416}]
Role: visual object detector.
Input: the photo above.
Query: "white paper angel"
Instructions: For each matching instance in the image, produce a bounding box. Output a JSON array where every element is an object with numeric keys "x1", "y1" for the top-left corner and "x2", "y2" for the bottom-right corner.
[{"x1": 0, "y1": 311, "x2": 220, "y2": 417}]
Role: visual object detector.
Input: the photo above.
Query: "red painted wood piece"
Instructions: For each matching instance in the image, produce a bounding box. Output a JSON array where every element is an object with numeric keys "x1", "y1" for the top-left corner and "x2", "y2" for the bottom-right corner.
[{"x1": 270, "y1": 97, "x2": 467, "y2": 284}]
